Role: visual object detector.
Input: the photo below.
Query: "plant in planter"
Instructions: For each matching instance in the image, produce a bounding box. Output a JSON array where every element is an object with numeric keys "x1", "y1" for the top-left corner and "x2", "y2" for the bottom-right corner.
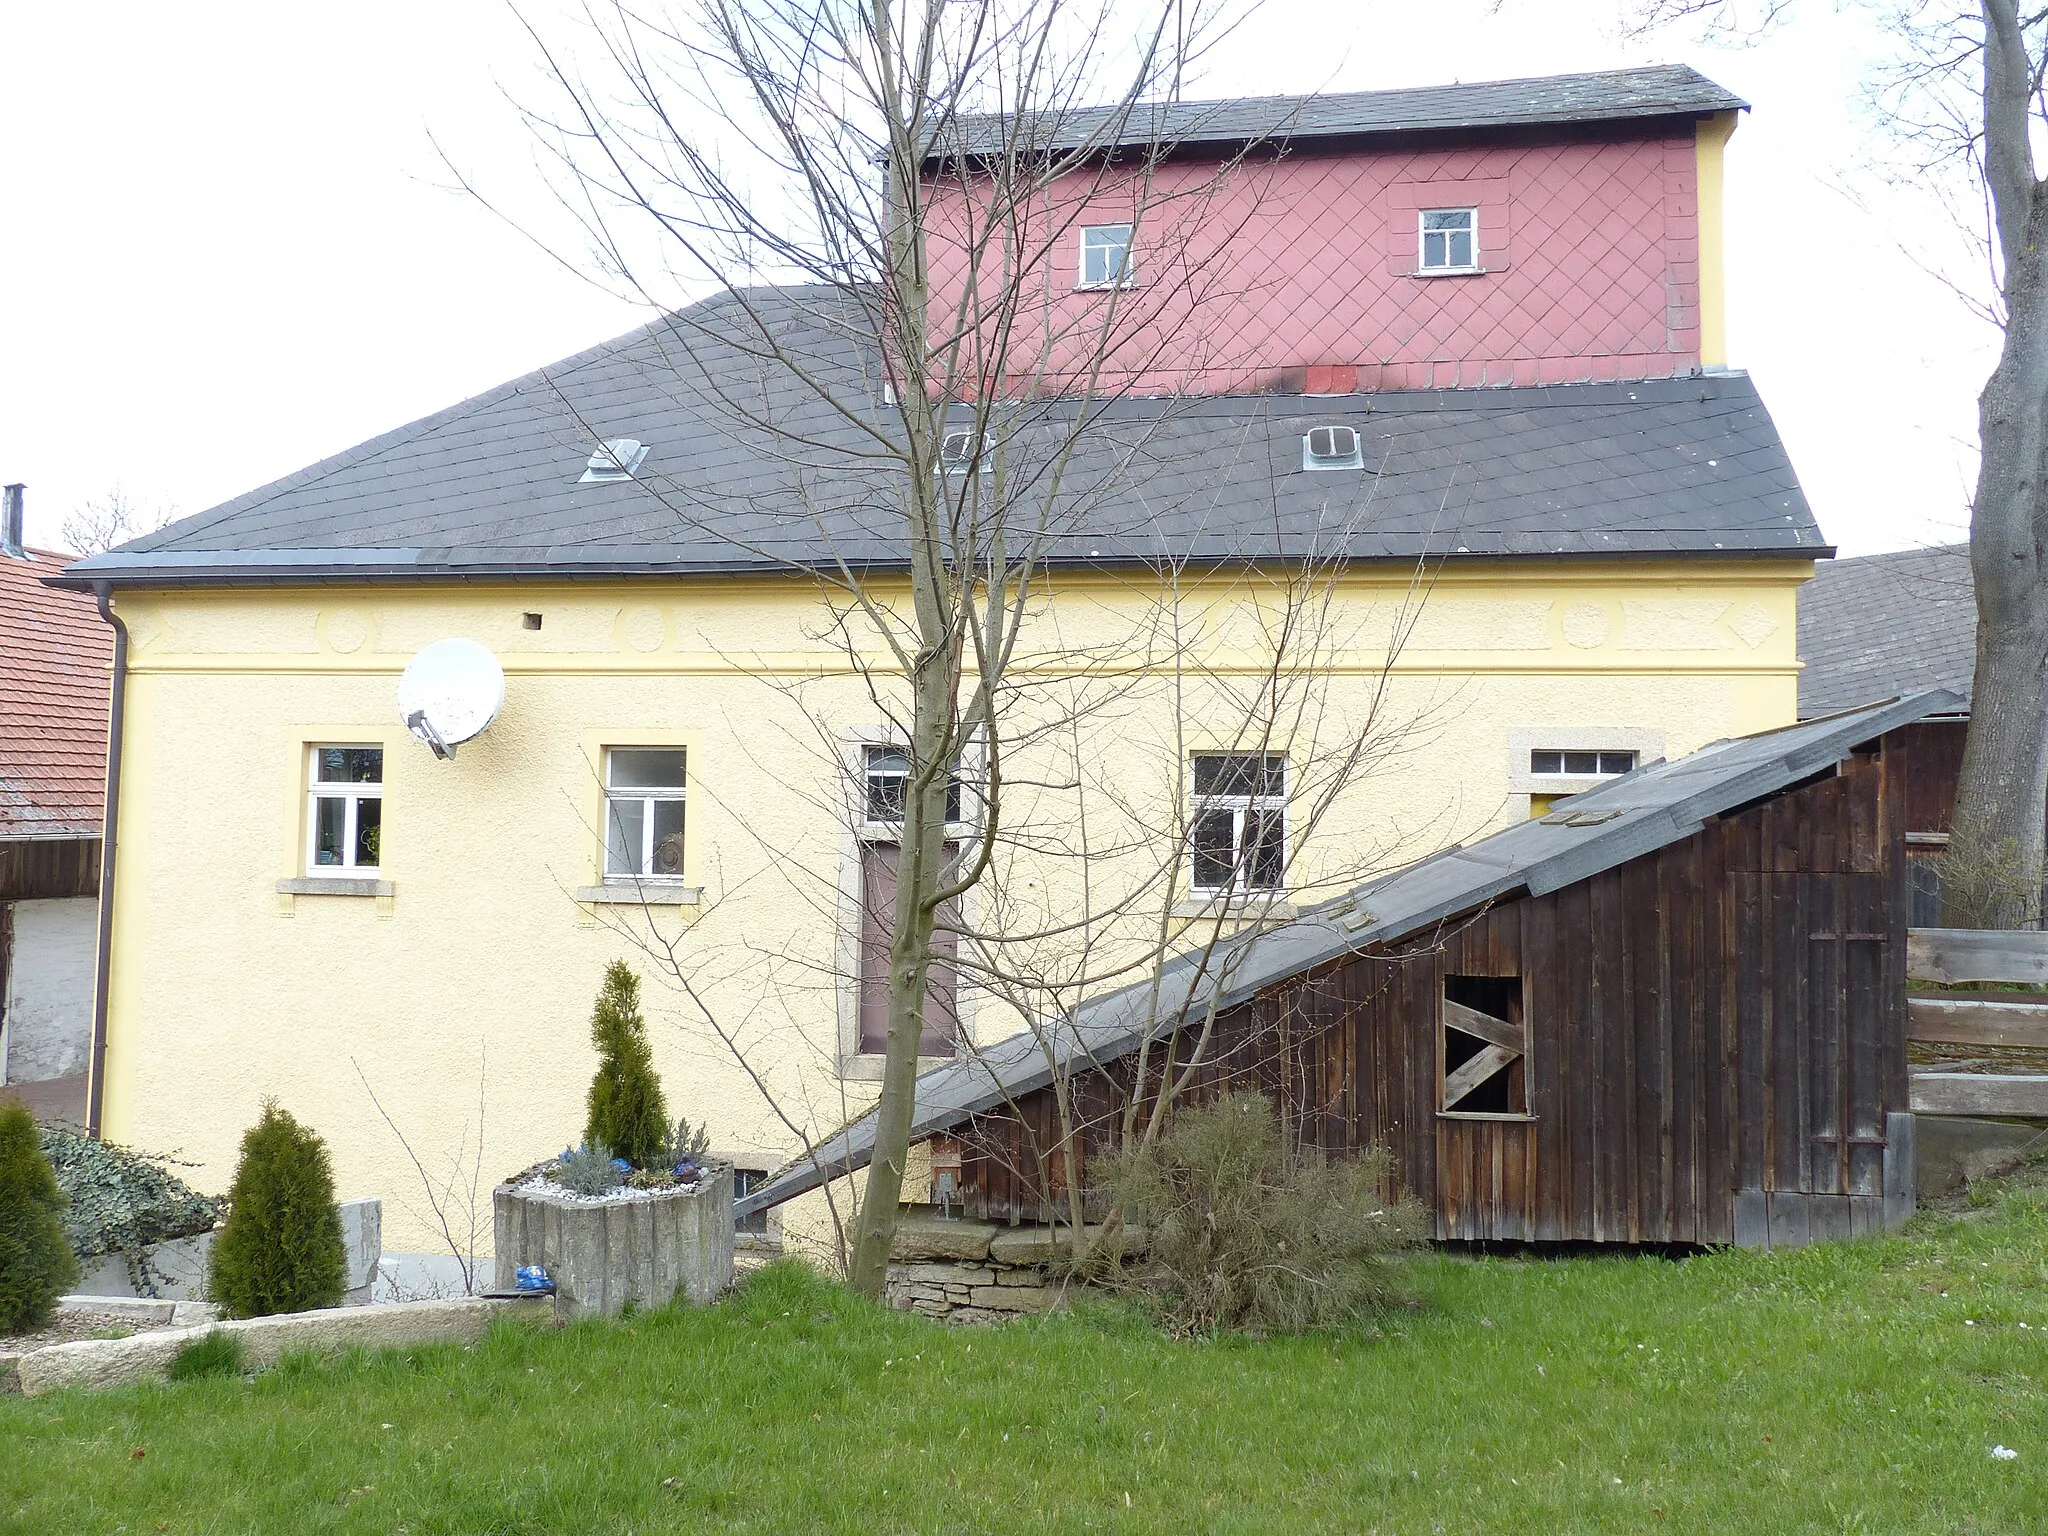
[{"x1": 493, "y1": 962, "x2": 735, "y2": 1316}]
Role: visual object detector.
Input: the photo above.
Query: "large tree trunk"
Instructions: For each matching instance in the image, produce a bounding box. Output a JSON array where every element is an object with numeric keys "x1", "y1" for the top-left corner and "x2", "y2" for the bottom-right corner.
[{"x1": 1944, "y1": 0, "x2": 2048, "y2": 929}]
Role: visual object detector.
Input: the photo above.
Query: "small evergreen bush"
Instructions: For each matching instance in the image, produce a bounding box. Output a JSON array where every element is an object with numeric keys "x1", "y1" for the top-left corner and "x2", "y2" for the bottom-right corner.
[
  {"x1": 663, "y1": 1114, "x2": 711, "y2": 1167},
  {"x1": 550, "y1": 1142, "x2": 625, "y2": 1197},
  {"x1": 1098, "y1": 1093, "x2": 1423, "y2": 1336},
  {"x1": 207, "y1": 1101, "x2": 347, "y2": 1319},
  {"x1": 0, "y1": 1101, "x2": 80, "y2": 1334},
  {"x1": 168, "y1": 1329, "x2": 245, "y2": 1381},
  {"x1": 584, "y1": 961, "x2": 670, "y2": 1168}
]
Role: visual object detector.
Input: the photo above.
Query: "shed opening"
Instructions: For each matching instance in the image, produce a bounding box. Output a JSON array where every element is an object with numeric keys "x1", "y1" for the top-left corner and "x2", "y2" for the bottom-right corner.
[{"x1": 1442, "y1": 973, "x2": 1525, "y2": 1115}]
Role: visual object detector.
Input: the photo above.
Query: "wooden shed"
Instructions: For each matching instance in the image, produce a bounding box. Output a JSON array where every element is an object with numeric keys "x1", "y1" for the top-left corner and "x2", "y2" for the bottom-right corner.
[{"x1": 743, "y1": 693, "x2": 1960, "y2": 1248}]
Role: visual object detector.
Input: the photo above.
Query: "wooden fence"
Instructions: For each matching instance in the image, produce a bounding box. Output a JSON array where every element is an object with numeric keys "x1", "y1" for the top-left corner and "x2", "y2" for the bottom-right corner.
[{"x1": 1907, "y1": 928, "x2": 2048, "y2": 1118}]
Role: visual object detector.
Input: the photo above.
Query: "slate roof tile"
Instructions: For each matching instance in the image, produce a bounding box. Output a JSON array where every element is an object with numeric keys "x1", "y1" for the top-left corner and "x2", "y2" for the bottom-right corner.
[
  {"x1": 1797, "y1": 544, "x2": 1974, "y2": 717},
  {"x1": 59, "y1": 286, "x2": 1825, "y2": 590}
]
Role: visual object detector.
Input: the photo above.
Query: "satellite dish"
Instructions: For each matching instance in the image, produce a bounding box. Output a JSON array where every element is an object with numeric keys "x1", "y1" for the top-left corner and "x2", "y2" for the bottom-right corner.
[{"x1": 397, "y1": 639, "x2": 505, "y2": 760}]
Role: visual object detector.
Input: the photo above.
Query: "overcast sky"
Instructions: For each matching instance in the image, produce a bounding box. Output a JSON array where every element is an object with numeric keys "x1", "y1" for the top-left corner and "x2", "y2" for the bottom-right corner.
[{"x1": 0, "y1": 1, "x2": 1992, "y2": 558}]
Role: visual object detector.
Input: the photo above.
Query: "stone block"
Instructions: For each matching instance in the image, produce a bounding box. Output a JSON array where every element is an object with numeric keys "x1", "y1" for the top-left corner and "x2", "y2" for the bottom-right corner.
[
  {"x1": 889, "y1": 1262, "x2": 993, "y2": 1286},
  {"x1": 890, "y1": 1214, "x2": 998, "y2": 1262},
  {"x1": 0, "y1": 1353, "x2": 19, "y2": 1397},
  {"x1": 492, "y1": 1164, "x2": 734, "y2": 1319},
  {"x1": 988, "y1": 1223, "x2": 1140, "y2": 1267},
  {"x1": 340, "y1": 1198, "x2": 382, "y2": 1292},
  {"x1": 968, "y1": 1284, "x2": 1057, "y2": 1314},
  {"x1": 74, "y1": 1230, "x2": 215, "y2": 1301},
  {"x1": 57, "y1": 1295, "x2": 176, "y2": 1324},
  {"x1": 17, "y1": 1297, "x2": 535, "y2": 1397}
]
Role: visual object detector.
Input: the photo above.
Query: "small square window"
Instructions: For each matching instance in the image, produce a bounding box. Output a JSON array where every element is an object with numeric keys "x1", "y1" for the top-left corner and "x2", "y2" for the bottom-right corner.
[
  {"x1": 1079, "y1": 223, "x2": 1135, "y2": 289},
  {"x1": 1528, "y1": 748, "x2": 1636, "y2": 780},
  {"x1": 732, "y1": 1168, "x2": 771, "y2": 1236},
  {"x1": 864, "y1": 745, "x2": 963, "y2": 825},
  {"x1": 1189, "y1": 752, "x2": 1287, "y2": 894},
  {"x1": 605, "y1": 747, "x2": 686, "y2": 879},
  {"x1": 1443, "y1": 974, "x2": 1525, "y2": 1115},
  {"x1": 1419, "y1": 208, "x2": 1476, "y2": 272},
  {"x1": 306, "y1": 745, "x2": 383, "y2": 874}
]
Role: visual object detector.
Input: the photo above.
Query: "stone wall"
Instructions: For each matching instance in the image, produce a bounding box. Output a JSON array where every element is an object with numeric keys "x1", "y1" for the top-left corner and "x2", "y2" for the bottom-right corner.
[{"x1": 886, "y1": 1212, "x2": 1125, "y2": 1323}]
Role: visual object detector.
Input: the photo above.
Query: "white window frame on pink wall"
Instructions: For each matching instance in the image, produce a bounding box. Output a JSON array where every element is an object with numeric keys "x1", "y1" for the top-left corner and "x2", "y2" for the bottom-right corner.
[
  {"x1": 1077, "y1": 222, "x2": 1136, "y2": 290},
  {"x1": 1417, "y1": 207, "x2": 1480, "y2": 274}
]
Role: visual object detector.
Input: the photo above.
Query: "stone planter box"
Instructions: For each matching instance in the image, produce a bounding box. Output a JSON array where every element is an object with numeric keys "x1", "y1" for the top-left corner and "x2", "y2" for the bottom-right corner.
[{"x1": 493, "y1": 1164, "x2": 734, "y2": 1318}]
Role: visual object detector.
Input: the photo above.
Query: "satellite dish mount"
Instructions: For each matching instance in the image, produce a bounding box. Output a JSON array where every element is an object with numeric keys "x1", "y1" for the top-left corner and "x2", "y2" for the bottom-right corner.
[{"x1": 397, "y1": 639, "x2": 506, "y2": 762}]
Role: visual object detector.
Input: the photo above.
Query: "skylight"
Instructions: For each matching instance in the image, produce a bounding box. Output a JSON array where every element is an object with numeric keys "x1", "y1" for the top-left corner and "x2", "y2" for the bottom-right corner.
[
  {"x1": 1301, "y1": 425, "x2": 1363, "y2": 471},
  {"x1": 580, "y1": 438, "x2": 649, "y2": 483}
]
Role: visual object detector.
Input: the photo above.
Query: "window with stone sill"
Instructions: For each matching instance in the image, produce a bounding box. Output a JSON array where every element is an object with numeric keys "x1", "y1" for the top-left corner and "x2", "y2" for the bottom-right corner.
[
  {"x1": 604, "y1": 747, "x2": 687, "y2": 880},
  {"x1": 306, "y1": 745, "x2": 383, "y2": 876}
]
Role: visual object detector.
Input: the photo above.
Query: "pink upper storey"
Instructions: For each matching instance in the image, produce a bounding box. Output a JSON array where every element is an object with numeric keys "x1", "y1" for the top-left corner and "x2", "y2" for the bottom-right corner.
[{"x1": 921, "y1": 128, "x2": 1704, "y2": 397}]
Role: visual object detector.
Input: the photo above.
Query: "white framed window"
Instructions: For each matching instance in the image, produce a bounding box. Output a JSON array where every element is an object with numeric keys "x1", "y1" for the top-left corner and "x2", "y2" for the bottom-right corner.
[
  {"x1": 1528, "y1": 748, "x2": 1637, "y2": 780},
  {"x1": 938, "y1": 429, "x2": 989, "y2": 477},
  {"x1": 604, "y1": 747, "x2": 687, "y2": 880},
  {"x1": 1418, "y1": 208, "x2": 1477, "y2": 272},
  {"x1": 1188, "y1": 752, "x2": 1287, "y2": 894},
  {"x1": 1078, "y1": 223, "x2": 1135, "y2": 289},
  {"x1": 306, "y1": 746, "x2": 384, "y2": 875},
  {"x1": 863, "y1": 745, "x2": 963, "y2": 827}
]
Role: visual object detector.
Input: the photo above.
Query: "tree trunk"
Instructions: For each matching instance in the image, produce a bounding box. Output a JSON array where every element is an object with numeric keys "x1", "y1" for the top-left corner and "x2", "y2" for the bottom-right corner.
[{"x1": 1944, "y1": 0, "x2": 2048, "y2": 929}]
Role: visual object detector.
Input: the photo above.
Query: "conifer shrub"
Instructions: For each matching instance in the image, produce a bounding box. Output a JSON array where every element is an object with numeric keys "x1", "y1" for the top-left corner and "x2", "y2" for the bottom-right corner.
[
  {"x1": 584, "y1": 961, "x2": 670, "y2": 1168},
  {"x1": 1098, "y1": 1093, "x2": 1424, "y2": 1336},
  {"x1": 0, "y1": 1101, "x2": 80, "y2": 1334},
  {"x1": 207, "y1": 1101, "x2": 347, "y2": 1319}
]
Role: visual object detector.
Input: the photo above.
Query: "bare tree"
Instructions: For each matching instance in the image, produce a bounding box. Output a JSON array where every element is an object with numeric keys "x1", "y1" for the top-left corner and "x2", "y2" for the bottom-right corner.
[
  {"x1": 62, "y1": 488, "x2": 175, "y2": 556},
  {"x1": 488, "y1": 0, "x2": 1308, "y2": 1297},
  {"x1": 1635, "y1": 0, "x2": 2048, "y2": 925}
]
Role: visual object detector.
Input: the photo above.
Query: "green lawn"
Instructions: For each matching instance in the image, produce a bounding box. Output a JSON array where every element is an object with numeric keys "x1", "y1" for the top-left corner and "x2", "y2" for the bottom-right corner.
[{"x1": 7, "y1": 1174, "x2": 2048, "y2": 1535}]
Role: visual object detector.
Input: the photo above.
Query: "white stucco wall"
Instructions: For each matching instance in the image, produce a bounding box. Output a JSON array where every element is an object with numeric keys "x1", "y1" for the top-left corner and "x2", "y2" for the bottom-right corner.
[{"x1": 3, "y1": 896, "x2": 96, "y2": 1082}]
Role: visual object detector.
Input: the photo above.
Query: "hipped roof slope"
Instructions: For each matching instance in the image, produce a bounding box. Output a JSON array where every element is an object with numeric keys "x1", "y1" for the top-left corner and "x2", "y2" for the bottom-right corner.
[
  {"x1": 60, "y1": 287, "x2": 1823, "y2": 590},
  {"x1": 738, "y1": 690, "x2": 1958, "y2": 1217},
  {"x1": 1797, "y1": 544, "x2": 1974, "y2": 718}
]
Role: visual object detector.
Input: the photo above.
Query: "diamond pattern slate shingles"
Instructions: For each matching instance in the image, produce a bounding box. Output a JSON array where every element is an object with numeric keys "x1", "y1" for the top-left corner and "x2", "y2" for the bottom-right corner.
[
  {"x1": 1797, "y1": 544, "x2": 1975, "y2": 718},
  {"x1": 60, "y1": 287, "x2": 1823, "y2": 588},
  {"x1": 1, "y1": 550, "x2": 110, "y2": 836}
]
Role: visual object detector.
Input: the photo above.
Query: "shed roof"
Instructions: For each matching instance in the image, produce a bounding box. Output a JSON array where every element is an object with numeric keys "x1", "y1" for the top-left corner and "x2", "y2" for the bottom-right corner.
[
  {"x1": 936, "y1": 65, "x2": 1746, "y2": 161},
  {"x1": 1797, "y1": 544, "x2": 1973, "y2": 718},
  {"x1": 739, "y1": 689, "x2": 1958, "y2": 1216},
  {"x1": 57, "y1": 287, "x2": 1823, "y2": 591},
  {"x1": 0, "y1": 550, "x2": 111, "y2": 838}
]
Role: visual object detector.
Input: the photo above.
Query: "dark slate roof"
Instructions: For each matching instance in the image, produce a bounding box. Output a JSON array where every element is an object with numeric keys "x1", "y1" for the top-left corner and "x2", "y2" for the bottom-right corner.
[
  {"x1": 1798, "y1": 544, "x2": 1974, "y2": 718},
  {"x1": 57, "y1": 287, "x2": 1822, "y2": 590},
  {"x1": 936, "y1": 66, "x2": 1746, "y2": 161},
  {"x1": 739, "y1": 690, "x2": 1958, "y2": 1216}
]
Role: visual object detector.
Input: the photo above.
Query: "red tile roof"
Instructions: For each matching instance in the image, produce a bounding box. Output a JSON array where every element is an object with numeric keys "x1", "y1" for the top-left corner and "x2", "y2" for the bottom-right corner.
[{"x1": 1, "y1": 550, "x2": 110, "y2": 837}]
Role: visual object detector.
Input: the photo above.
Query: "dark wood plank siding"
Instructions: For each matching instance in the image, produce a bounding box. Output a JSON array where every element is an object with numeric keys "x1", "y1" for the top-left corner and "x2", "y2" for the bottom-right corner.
[
  {"x1": 953, "y1": 737, "x2": 1911, "y2": 1245},
  {"x1": 0, "y1": 837, "x2": 99, "y2": 902}
]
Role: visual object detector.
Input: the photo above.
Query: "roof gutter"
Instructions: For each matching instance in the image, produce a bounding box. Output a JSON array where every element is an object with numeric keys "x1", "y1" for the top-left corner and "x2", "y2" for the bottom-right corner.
[{"x1": 86, "y1": 582, "x2": 127, "y2": 1140}]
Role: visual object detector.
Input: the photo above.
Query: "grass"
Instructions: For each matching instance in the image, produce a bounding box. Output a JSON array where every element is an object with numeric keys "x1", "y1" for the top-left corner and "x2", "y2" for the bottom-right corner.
[
  {"x1": 166, "y1": 1330, "x2": 245, "y2": 1383},
  {"x1": 6, "y1": 1173, "x2": 2048, "y2": 1535}
]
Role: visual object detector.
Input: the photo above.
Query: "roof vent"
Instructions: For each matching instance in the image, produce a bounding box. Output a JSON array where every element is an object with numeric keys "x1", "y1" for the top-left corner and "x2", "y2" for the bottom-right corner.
[
  {"x1": 1301, "y1": 425, "x2": 1363, "y2": 471},
  {"x1": 939, "y1": 429, "x2": 986, "y2": 475},
  {"x1": 580, "y1": 438, "x2": 649, "y2": 484}
]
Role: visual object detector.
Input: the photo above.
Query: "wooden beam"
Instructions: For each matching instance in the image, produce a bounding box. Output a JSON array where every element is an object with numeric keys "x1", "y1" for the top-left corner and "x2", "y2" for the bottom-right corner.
[
  {"x1": 1908, "y1": 996, "x2": 2048, "y2": 1049},
  {"x1": 1909, "y1": 1072, "x2": 2048, "y2": 1117},
  {"x1": 1443, "y1": 1044, "x2": 1519, "y2": 1110},
  {"x1": 1443, "y1": 997, "x2": 1523, "y2": 1054},
  {"x1": 1908, "y1": 928, "x2": 2048, "y2": 986}
]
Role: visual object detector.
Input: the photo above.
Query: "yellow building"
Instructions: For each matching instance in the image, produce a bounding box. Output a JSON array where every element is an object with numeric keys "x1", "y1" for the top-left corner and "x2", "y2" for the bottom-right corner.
[{"x1": 55, "y1": 73, "x2": 1823, "y2": 1270}]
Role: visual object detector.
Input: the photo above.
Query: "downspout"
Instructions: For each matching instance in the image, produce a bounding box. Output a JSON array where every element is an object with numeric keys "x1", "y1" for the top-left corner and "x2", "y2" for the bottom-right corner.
[{"x1": 87, "y1": 581, "x2": 128, "y2": 1140}]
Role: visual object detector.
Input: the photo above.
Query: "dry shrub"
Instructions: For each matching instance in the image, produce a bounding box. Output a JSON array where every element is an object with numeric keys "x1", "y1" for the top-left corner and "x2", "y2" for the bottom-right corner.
[{"x1": 1099, "y1": 1093, "x2": 1423, "y2": 1335}]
